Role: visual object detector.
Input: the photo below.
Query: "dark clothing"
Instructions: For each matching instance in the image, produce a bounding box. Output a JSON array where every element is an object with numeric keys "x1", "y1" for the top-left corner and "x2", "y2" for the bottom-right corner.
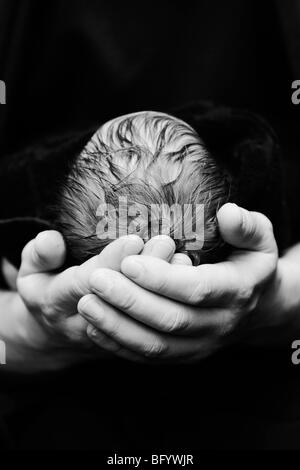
[
  {"x1": 0, "y1": 129, "x2": 94, "y2": 269},
  {"x1": 0, "y1": 0, "x2": 300, "y2": 450},
  {"x1": 0, "y1": 0, "x2": 299, "y2": 241}
]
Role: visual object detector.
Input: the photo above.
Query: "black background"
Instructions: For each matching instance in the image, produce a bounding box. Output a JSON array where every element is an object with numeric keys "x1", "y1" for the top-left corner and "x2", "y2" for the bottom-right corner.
[{"x1": 1, "y1": 0, "x2": 300, "y2": 451}]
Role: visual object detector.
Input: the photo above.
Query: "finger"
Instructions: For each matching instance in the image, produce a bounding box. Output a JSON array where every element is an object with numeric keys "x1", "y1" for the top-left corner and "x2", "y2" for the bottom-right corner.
[
  {"x1": 121, "y1": 255, "x2": 241, "y2": 305},
  {"x1": 217, "y1": 203, "x2": 278, "y2": 255},
  {"x1": 19, "y1": 231, "x2": 66, "y2": 277},
  {"x1": 79, "y1": 294, "x2": 169, "y2": 357},
  {"x1": 92, "y1": 235, "x2": 144, "y2": 271},
  {"x1": 88, "y1": 268, "x2": 231, "y2": 333},
  {"x1": 78, "y1": 294, "x2": 213, "y2": 359},
  {"x1": 170, "y1": 253, "x2": 192, "y2": 265},
  {"x1": 19, "y1": 235, "x2": 144, "y2": 314},
  {"x1": 86, "y1": 324, "x2": 122, "y2": 353},
  {"x1": 48, "y1": 235, "x2": 144, "y2": 304},
  {"x1": 142, "y1": 235, "x2": 175, "y2": 260},
  {"x1": 63, "y1": 314, "x2": 91, "y2": 345},
  {"x1": 86, "y1": 324, "x2": 145, "y2": 361}
]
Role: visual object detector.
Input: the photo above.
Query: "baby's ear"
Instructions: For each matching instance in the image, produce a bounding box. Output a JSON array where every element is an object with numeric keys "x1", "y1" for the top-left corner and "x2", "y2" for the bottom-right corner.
[{"x1": 0, "y1": 217, "x2": 52, "y2": 268}]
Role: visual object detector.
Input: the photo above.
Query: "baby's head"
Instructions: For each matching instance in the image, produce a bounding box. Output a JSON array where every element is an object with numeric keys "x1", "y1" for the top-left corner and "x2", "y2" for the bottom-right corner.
[
  {"x1": 0, "y1": 104, "x2": 287, "y2": 273},
  {"x1": 55, "y1": 111, "x2": 231, "y2": 265}
]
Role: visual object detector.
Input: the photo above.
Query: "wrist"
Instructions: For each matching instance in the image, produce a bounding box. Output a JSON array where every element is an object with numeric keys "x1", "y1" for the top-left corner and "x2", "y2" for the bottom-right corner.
[
  {"x1": 0, "y1": 291, "x2": 82, "y2": 373},
  {"x1": 250, "y1": 256, "x2": 300, "y2": 345},
  {"x1": 267, "y1": 257, "x2": 300, "y2": 324}
]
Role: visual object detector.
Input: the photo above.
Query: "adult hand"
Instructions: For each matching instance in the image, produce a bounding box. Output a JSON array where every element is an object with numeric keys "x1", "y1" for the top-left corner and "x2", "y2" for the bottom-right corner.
[
  {"x1": 78, "y1": 203, "x2": 280, "y2": 362},
  {"x1": 16, "y1": 231, "x2": 144, "y2": 362}
]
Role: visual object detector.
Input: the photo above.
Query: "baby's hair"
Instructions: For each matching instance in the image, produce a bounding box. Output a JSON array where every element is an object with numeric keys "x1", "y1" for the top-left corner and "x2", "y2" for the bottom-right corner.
[
  {"x1": 54, "y1": 111, "x2": 232, "y2": 265},
  {"x1": 0, "y1": 103, "x2": 287, "y2": 276}
]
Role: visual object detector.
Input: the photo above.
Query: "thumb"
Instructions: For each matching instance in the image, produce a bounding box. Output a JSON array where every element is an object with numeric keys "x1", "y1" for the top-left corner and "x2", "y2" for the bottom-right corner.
[
  {"x1": 44, "y1": 235, "x2": 145, "y2": 313},
  {"x1": 217, "y1": 203, "x2": 278, "y2": 255},
  {"x1": 19, "y1": 230, "x2": 66, "y2": 277}
]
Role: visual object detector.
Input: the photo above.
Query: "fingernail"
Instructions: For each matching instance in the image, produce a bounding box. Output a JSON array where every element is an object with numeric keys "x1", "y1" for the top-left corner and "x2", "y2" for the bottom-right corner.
[
  {"x1": 123, "y1": 237, "x2": 144, "y2": 255},
  {"x1": 122, "y1": 258, "x2": 143, "y2": 279},
  {"x1": 149, "y1": 239, "x2": 174, "y2": 258},
  {"x1": 79, "y1": 301, "x2": 105, "y2": 328},
  {"x1": 86, "y1": 324, "x2": 98, "y2": 337}
]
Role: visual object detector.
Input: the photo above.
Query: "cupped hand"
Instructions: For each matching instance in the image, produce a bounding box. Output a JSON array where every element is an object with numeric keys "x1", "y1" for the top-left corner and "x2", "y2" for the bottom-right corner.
[
  {"x1": 16, "y1": 231, "x2": 144, "y2": 353},
  {"x1": 78, "y1": 203, "x2": 279, "y2": 362}
]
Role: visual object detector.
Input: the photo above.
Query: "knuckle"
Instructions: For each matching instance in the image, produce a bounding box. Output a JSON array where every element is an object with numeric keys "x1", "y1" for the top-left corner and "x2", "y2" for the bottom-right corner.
[
  {"x1": 217, "y1": 310, "x2": 237, "y2": 337},
  {"x1": 40, "y1": 296, "x2": 58, "y2": 321},
  {"x1": 161, "y1": 308, "x2": 190, "y2": 333},
  {"x1": 151, "y1": 275, "x2": 169, "y2": 295},
  {"x1": 118, "y1": 290, "x2": 137, "y2": 312},
  {"x1": 38, "y1": 289, "x2": 61, "y2": 321},
  {"x1": 236, "y1": 281, "x2": 254, "y2": 307},
  {"x1": 88, "y1": 328, "x2": 103, "y2": 346},
  {"x1": 142, "y1": 339, "x2": 167, "y2": 358},
  {"x1": 67, "y1": 327, "x2": 88, "y2": 344},
  {"x1": 189, "y1": 278, "x2": 212, "y2": 305},
  {"x1": 242, "y1": 289, "x2": 260, "y2": 312}
]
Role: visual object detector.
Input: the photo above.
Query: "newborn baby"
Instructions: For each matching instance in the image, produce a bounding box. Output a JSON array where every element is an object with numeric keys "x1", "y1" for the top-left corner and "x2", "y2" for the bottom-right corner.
[
  {"x1": 55, "y1": 111, "x2": 231, "y2": 266},
  {"x1": 0, "y1": 103, "x2": 288, "y2": 277}
]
